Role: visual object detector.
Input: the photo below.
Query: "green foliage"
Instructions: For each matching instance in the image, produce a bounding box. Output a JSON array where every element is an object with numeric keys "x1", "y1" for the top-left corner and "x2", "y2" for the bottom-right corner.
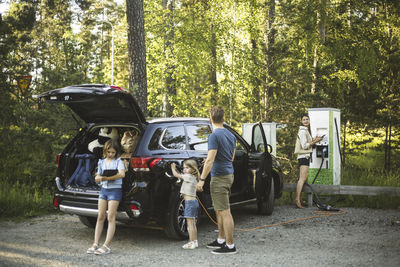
[
  {"x1": 0, "y1": 181, "x2": 54, "y2": 219},
  {"x1": 0, "y1": 0, "x2": 399, "y2": 218},
  {"x1": 342, "y1": 165, "x2": 400, "y2": 187},
  {"x1": 335, "y1": 161, "x2": 400, "y2": 208},
  {"x1": 277, "y1": 123, "x2": 400, "y2": 209}
]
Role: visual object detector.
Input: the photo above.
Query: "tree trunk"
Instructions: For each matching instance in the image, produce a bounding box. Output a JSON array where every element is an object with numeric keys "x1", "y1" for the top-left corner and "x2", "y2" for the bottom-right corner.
[
  {"x1": 250, "y1": 0, "x2": 261, "y2": 122},
  {"x1": 319, "y1": 0, "x2": 327, "y2": 43},
  {"x1": 384, "y1": 123, "x2": 388, "y2": 170},
  {"x1": 162, "y1": 0, "x2": 176, "y2": 117},
  {"x1": 311, "y1": 0, "x2": 327, "y2": 94},
  {"x1": 210, "y1": 22, "x2": 218, "y2": 105},
  {"x1": 251, "y1": 38, "x2": 261, "y2": 122},
  {"x1": 388, "y1": 121, "x2": 392, "y2": 170},
  {"x1": 126, "y1": 0, "x2": 148, "y2": 116},
  {"x1": 343, "y1": 120, "x2": 346, "y2": 167},
  {"x1": 311, "y1": 46, "x2": 318, "y2": 94},
  {"x1": 262, "y1": 0, "x2": 276, "y2": 120},
  {"x1": 347, "y1": 1, "x2": 351, "y2": 27}
]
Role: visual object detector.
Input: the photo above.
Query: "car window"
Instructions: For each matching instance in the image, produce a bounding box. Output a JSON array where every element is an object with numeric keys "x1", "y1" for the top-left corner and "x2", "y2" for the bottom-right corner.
[
  {"x1": 236, "y1": 139, "x2": 245, "y2": 151},
  {"x1": 148, "y1": 128, "x2": 163, "y2": 150},
  {"x1": 186, "y1": 124, "x2": 211, "y2": 151},
  {"x1": 253, "y1": 125, "x2": 265, "y2": 152},
  {"x1": 161, "y1": 126, "x2": 186, "y2": 150}
]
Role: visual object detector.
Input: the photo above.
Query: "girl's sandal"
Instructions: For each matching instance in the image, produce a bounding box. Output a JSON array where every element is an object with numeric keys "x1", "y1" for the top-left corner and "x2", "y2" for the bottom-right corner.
[
  {"x1": 94, "y1": 244, "x2": 111, "y2": 255},
  {"x1": 86, "y1": 243, "x2": 98, "y2": 254}
]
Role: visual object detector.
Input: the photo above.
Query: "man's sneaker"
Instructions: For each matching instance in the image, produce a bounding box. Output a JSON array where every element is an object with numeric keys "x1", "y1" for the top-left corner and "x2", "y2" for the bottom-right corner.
[
  {"x1": 211, "y1": 244, "x2": 237, "y2": 255},
  {"x1": 182, "y1": 241, "x2": 198, "y2": 249},
  {"x1": 206, "y1": 240, "x2": 225, "y2": 249}
]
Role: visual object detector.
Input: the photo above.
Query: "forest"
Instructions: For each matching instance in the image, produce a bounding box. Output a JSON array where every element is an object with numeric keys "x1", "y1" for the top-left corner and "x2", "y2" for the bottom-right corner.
[{"x1": 0, "y1": 0, "x2": 399, "y2": 217}]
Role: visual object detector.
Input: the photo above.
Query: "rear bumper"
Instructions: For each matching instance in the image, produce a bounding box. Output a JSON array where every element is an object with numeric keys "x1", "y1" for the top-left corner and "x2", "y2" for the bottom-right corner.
[
  {"x1": 55, "y1": 177, "x2": 141, "y2": 219},
  {"x1": 59, "y1": 205, "x2": 138, "y2": 219}
]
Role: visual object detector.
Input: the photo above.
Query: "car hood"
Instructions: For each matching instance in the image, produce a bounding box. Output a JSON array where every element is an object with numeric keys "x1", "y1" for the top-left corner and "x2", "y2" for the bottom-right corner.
[{"x1": 38, "y1": 84, "x2": 146, "y2": 125}]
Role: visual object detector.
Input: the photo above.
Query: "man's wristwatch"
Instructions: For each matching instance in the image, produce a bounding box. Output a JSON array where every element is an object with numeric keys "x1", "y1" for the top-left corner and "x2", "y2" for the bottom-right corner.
[{"x1": 200, "y1": 178, "x2": 206, "y2": 181}]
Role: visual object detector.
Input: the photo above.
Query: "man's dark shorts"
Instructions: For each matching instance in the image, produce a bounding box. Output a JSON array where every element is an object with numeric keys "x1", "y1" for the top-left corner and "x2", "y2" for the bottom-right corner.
[
  {"x1": 298, "y1": 158, "x2": 310, "y2": 166},
  {"x1": 210, "y1": 174, "x2": 234, "y2": 211}
]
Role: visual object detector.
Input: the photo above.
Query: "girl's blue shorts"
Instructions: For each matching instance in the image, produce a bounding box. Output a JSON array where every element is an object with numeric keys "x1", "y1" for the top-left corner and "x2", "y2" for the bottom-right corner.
[
  {"x1": 99, "y1": 188, "x2": 122, "y2": 202},
  {"x1": 184, "y1": 199, "x2": 199, "y2": 219}
]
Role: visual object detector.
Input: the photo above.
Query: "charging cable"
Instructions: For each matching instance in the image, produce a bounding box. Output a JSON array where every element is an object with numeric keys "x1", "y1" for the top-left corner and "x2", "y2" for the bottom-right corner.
[{"x1": 196, "y1": 196, "x2": 346, "y2": 232}]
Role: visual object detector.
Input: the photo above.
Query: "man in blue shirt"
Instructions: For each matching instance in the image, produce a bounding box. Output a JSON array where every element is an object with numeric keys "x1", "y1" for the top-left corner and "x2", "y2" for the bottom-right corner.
[{"x1": 197, "y1": 106, "x2": 237, "y2": 255}]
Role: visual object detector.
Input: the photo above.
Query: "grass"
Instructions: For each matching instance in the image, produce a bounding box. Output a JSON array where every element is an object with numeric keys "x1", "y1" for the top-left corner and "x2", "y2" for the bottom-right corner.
[
  {"x1": 276, "y1": 147, "x2": 400, "y2": 209},
  {"x1": 276, "y1": 124, "x2": 400, "y2": 209},
  {"x1": 0, "y1": 181, "x2": 55, "y2": 221},
  {"x1": 335, "y1": 160, "x2": 400, "y2": 209}
]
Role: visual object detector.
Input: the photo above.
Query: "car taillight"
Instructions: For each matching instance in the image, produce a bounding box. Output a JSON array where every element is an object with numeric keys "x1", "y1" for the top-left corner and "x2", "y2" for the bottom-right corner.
[
  {"x1": 53, "y1": 196, "x2": 60, "y2": 209},
  {"x1": 110, "y1": 85, "x2": 128, "y2": 92},
  {"x1": 149, "y1": 158, "x2": 162, "y2": 169},
  {"x1": 131, "y1": 157, "x2": 162, "y2": 171},
  {"x1": 56, "y1": 153, "x2": 61, "y2": 168},
  {"x1": 130, "y1": 204, "x2": 140, "y2": 217}
]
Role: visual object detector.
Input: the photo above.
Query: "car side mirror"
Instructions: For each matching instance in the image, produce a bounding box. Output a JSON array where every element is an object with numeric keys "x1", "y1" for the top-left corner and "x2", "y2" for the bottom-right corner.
[{"x1": 257, "y1": 144, "x2": 265, "y2": 153}]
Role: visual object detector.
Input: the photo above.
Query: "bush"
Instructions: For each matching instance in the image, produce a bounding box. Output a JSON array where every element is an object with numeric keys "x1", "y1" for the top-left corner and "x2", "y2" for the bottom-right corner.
[{"x1": 0, "y1": 181, "x2": 54, "y2": 219}]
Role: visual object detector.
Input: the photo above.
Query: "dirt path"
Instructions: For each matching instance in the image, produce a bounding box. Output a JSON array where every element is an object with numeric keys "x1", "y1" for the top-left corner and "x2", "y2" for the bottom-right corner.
[{"x1": 1, "y1": 204, "x2": 399, "y2": 266}]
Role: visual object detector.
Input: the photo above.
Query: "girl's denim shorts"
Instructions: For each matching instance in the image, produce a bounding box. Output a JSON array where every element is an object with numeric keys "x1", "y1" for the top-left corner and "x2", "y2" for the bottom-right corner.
[
  {"x1": 184, "y1": 199, "x2": 199, "y2": 219},
  {"x1": 99, "y1": 187, "x2": 122, "y2": 202}
]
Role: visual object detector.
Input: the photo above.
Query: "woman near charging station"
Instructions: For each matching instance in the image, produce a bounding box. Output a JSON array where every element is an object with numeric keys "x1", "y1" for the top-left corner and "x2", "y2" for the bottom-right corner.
[{"x1": 294, "y1": 114, "x2": 323, "y2": 209}]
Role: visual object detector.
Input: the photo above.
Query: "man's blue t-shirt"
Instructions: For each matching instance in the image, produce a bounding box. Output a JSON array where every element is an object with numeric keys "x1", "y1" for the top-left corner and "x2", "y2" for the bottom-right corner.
[{"x1": 208, "y1": 128, "x2": 236, "y2": 177}]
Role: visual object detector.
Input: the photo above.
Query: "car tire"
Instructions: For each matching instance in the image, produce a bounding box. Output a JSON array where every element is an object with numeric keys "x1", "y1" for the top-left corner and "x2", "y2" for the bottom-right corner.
[
  {"x1": 257, "y1": 179, "x2": 274, "y2": 215},
  {"x1": 164, "y1": 191, "x2": 188, "y2": 240},
  {"x1": 273, "y1": 171, "x2": 283, "y2": 199},
  {"x1": 78, "y1": 215, "x2": 98, "y2": 228}
]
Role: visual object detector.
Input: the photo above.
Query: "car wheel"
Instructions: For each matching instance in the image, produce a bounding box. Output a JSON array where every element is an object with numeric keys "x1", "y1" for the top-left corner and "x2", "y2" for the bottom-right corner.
[
  {"x1": 257, "y1": 179, "x2": 274, "y2": 215},
  {"x1": 164, "y1": 191, "x2": 188, "y2": 239},
  {"x1": 78, "y1": 215, "x2": 98, "y2": 228}
]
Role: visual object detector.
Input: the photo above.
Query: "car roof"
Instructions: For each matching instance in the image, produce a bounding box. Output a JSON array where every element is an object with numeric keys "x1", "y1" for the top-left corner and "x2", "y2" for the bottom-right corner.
[{"x1": 147, "y1": 117, "x2": 209, "y2": 124}]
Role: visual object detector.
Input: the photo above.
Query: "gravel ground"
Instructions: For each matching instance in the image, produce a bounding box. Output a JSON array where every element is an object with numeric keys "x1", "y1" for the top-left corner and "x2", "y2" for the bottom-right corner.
[{"x1": 0, "y1": 204, "x2": 399, "y2": 267}]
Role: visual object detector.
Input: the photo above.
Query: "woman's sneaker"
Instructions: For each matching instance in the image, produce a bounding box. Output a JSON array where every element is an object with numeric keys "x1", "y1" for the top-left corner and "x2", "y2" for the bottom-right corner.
[
  {"x1": 211, "y1": 244, "x2": 237, "y2": 255},
  {"x1": 182, "y1": 240, "x2": 198, "y2": 249},
  {"x1": 206, "y1": 240, "x2": 225, "y2": 249}
]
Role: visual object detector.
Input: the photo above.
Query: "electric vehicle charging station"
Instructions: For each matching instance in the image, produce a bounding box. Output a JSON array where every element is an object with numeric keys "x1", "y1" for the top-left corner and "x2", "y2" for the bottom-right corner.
[
  {"x1": 308, "y1": 108, "x2": 341, "y2": 185},
  {"x1": 242, "y1": 123, "x2": 277, "y2": 156}
]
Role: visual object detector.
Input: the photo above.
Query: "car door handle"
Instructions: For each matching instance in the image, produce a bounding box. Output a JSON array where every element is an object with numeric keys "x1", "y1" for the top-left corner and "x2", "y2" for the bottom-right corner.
[{"x1": 165, "y1": 171, "x2": 174, "y2": 178}]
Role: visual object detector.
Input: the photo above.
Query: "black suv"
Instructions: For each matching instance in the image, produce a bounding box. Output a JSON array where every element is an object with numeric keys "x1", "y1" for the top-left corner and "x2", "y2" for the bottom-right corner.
[{"x1": 39, "y1": 84, "x2": 283, "y2": 239}]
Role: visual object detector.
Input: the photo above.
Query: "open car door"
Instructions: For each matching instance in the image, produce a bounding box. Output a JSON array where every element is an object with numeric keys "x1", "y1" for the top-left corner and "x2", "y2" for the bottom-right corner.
[{"x1": 251, "y1": 122, "x2": 274, "y2": 215}]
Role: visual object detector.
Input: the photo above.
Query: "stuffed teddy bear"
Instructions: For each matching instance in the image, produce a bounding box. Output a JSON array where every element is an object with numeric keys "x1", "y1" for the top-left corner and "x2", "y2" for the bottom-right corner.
[
  {"x1": 120, "y1": 130, "x2": 139, "y2": 170},
  {"x1": 88, "y1": 127, "x2": 119, "y2": 158},
  {"x1": 121, "y1": 130, "x2": 139, "y2": 153}
]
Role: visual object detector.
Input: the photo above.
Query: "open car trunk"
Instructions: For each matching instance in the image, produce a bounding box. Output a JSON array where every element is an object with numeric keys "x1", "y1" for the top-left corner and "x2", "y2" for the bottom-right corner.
[
  {"x1": 38, "y1": 84, "x2": 147, "y2": 192},
  {"x1": 59, "y1": 124, "x2": 141, "y2": 192}
]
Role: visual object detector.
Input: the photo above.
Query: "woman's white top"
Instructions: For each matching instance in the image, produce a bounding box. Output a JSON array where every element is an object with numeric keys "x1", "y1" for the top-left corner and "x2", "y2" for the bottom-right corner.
[
  {"x1": 180, "y1": 173, "x2": 197, "y2": 197},
  {"x1": 297, "y1": 126, "x2": 312, "y2": 159}
]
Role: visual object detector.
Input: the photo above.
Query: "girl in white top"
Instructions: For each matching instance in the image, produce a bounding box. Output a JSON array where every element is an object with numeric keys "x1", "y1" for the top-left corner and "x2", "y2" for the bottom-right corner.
[
  {"x1": 295, "y1": 114, "x2": 322, "y2": 208},
  {"x1": 87, "y1": 139, "x2": 125, "y2": 255},
  {"x1": 171, "y1": 160, "x2": 200, "y2": 249}
]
